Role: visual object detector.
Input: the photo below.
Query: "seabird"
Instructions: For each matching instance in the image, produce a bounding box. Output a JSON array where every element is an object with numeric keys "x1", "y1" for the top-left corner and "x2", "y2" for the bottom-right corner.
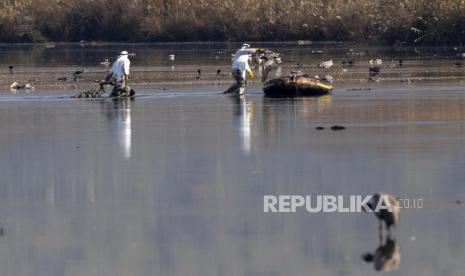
[
  {"x1": 318, "y1": 60, "x2": 333, "y2": 69},
  {"x1": 366, "y1": 192, "x2": 400, "y2": 234}
]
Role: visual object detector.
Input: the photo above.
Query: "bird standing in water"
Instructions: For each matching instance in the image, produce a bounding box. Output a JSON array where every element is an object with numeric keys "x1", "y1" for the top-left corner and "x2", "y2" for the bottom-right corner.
[
  {"x1": 73, "y1": 70, "x2": 85, "y2": 81},
  {"x1": 366, "y1": 192, "x2": 399, "y2": 236}
]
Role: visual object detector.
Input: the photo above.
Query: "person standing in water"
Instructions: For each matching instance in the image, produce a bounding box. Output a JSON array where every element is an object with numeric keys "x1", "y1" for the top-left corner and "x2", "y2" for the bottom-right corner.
[
  {"x1": 224, "y1": 43, "x2": 263, "y2": 95},
  {"x1": 104, "y1": 50, "x2": 131, "y2": 85}
]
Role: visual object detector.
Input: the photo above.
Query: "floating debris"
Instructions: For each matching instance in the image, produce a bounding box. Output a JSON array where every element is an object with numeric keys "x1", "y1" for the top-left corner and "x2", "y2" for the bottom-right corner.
[{"x1": 315, "y1": 126, "x2": 325, "y2": 130}]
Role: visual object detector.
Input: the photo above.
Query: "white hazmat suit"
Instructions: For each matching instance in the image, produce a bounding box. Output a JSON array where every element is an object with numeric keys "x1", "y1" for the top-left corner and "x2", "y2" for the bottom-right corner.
[
  {"x1": 108, "y1": 51, "x2": 130, "y2": 83},
  {"x1": 224, "y1": 44, "x2": 261, "y2": 95}
]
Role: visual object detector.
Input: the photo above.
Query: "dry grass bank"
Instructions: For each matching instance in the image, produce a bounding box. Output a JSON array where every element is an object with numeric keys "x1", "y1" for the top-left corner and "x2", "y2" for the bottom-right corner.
[{"x1": 1, "y1": 0, "x2": 465, "y2": 44}]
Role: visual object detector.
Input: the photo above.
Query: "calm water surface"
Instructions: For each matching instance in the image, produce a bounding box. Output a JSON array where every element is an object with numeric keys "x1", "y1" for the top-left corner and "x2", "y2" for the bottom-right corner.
[{"x1": 0, "y1": 44, "x2": 464, "y2": 275}]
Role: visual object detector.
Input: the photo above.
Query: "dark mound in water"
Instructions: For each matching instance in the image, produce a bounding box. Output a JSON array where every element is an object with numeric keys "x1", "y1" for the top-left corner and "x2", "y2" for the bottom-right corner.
[
  {"x1": 263, "y1": 72, "x2": 333, "y2": 98},
  {"x1": 110, "y1": 83, "x2": 135, "y2": 98},
  {"x1": 330, "y1": 125, "x2": 346, "y2": 131}
]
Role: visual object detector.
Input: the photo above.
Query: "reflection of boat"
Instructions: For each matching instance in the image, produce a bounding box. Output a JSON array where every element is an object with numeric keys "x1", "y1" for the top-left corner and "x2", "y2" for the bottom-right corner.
[{"x1": 263, "y1": 72, "x2": 333, "y2": 97}]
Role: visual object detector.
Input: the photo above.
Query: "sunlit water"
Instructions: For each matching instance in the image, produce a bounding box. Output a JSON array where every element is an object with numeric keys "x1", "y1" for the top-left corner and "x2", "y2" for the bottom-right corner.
[{"x1": 0, "y1": 44, "x2": 465, "y2": 275}]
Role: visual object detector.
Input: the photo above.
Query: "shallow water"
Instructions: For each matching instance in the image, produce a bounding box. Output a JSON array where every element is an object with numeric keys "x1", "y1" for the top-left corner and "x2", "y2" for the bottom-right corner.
[{"x1": 0, "y1": 44, "x2": 465, "y2": 275}]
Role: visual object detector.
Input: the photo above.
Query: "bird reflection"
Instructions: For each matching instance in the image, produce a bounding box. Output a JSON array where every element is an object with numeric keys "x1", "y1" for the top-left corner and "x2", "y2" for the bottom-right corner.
[
  {"x1": 230, "y1": 95, "x2": 254, "y2": 155},
  {"x1": 362, "y1": 237, "x2": 401, "y2": 272}
]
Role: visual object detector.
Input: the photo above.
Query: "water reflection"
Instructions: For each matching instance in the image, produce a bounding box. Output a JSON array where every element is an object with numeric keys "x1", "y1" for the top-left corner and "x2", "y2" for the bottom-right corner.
[
  {"x1": 230, "y1": 95, "x2": 254, "y2": 155},
  {"x1": 102, "y1": 98, "x2": 133, "y2": 159},
  {"x1": 262, "y1": 95, "x2": 332, "y2": 137},
  {"x1": 363, "y1": 236, "x2": 401, "y2": 272}
]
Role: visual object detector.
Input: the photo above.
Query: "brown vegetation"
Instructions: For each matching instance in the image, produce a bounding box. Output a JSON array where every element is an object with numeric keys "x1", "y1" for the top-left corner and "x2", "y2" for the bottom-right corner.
[{"x1": 1, "y1": 0, "x2": 465, "y2": 44}]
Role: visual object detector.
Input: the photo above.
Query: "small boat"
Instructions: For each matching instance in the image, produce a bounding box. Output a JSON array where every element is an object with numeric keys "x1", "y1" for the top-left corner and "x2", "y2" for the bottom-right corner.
[{"x1": 263, "y1": 72, "x2": 333, "y2": 97}]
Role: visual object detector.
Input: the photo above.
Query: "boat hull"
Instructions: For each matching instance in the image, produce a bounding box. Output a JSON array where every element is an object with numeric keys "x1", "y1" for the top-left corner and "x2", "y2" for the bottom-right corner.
[{"x1": 263, "y1": 76, "x2": 332, "y2": 97}]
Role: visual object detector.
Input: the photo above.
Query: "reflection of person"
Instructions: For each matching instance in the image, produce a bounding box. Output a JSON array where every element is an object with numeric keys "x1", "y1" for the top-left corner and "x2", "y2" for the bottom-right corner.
[
  {"x1": 112, "y1": 98, "x2": 133, "y2": 158},
  {"x1": 224, "y1": 44, "x2": 262, "y2": 95},
  {"x1": 104, "y1": 51, "x2": 131, "y2": 85},
  {"x1": 96, "y1": 98, "x2": 133, "y2": 158},
  {"x1": 230, "y1": 95, "x2": 254, "y2": 154}
]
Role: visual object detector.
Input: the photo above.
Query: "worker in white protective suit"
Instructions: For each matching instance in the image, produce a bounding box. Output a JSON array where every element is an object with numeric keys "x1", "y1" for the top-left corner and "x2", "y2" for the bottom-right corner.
[
  {"x1": 105, "y1": 50, "x2": 131, "y2": 85},
  {"x1": 223, "y1": 43, "x2": 263, "y2": 95}
]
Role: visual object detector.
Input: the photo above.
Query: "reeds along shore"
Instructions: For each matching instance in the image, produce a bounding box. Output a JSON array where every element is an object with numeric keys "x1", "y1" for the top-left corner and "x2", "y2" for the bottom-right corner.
[{"x1": 1, "y1": 0, "x2": 465, "y2": 44}]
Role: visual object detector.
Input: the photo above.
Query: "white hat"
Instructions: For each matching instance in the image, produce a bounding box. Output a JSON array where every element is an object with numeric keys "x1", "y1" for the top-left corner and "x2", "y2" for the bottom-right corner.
[
  {"x1": 242, "y1": 43, "x2": 251, "y2": 48},
  {"x1": 121, "y1": 50, "x2": 128, "y2": 55}
]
